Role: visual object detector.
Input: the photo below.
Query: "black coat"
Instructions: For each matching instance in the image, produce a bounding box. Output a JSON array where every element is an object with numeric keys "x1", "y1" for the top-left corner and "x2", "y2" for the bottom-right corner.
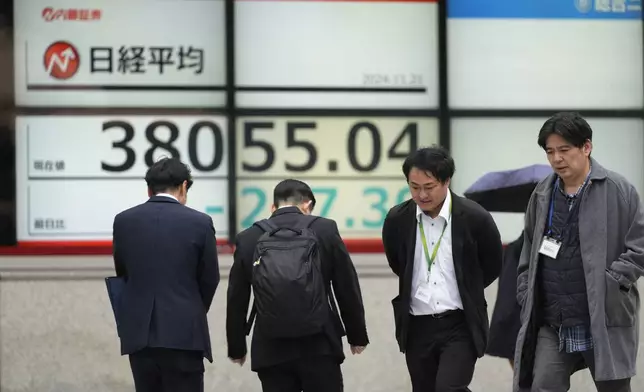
[
  {"x1": 382, "y1": 192, "x2": 503, "y2": 357},
  {"x1": 226, "y1": 206, "x2": 369, "y2": 371},
  {"x1": 486, "y1": 233, "x2": 524, "y2": 359},
  {"x1": 113, "y1": 196, "x2": 220, "y2": 362}
]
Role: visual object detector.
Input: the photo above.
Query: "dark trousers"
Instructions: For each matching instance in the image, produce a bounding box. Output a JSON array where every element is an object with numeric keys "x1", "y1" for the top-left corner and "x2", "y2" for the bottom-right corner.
[
  {"x1": 531, "y1": 326, "x2": 631, "y2": 392},
  {"x1": 257, "y1": 355, "x2": 344, "y2": 392},
  {"x1": 128, "y1": 347, "x2": 205, "y2": 392},
  {"x1": 405, "y1": 310, "x2": 477, "y2": 392}
]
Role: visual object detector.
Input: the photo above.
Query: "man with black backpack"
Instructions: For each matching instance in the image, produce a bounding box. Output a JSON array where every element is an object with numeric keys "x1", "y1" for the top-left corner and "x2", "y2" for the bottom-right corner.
[{"x1": 226, "y1": 179, "x2": 369, "y2": 392}]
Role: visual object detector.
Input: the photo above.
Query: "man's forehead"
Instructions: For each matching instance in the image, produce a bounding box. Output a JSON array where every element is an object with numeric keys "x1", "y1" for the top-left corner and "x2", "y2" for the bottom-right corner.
[
  {"x1": 410, "y1": 171, "x2": 439, "y2": 184},
  {"x1": 545, "y1": 133, "x2": 583, "y2": 149},
  {"x1": 545, "y1": 137, "x2": 575, "y2": 149}
]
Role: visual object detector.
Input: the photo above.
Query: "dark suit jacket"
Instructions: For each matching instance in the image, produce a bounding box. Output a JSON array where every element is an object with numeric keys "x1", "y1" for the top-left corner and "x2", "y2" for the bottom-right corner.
[
  {"x1": 382, "y1": 191, "x2": 503, "y2": 357},
  {"x1": 112, "y1": 195, "x2": 220, "y2": 362},
  {"x1": 486, "y1": 232, "x2": 524, "y2": 359},
  {"x1": 226, "y1": 206, "x2": 369, "y2": 372}
]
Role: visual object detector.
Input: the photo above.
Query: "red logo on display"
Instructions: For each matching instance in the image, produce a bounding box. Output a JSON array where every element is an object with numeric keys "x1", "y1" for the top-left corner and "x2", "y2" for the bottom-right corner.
[
  {"x1": 43, "y1": 41, "x2": 80, "y2": 80},
  {"x1": 42, "y1": 7, "x2": 102, "y2": 22}
]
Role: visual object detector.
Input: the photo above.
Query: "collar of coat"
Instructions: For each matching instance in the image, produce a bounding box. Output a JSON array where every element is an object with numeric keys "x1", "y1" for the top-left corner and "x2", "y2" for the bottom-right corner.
[{"x1": 535, "y1": 157, "x2": 607, "y2": 198}]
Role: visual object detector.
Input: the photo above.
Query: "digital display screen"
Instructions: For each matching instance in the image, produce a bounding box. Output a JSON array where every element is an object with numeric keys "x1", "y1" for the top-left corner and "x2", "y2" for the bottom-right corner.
[
  {"x1": 236, "y1": 116, "x2": 439, "y2": 238},
  {"x1": 16, "y1": 115, "x2": 440, "y2": 243},
  {"x1": 15, "y1": 115, "x2": 230, "y2": 241},
  {"x1": 448, "y1": 0, "x2": 643, "y2": 108},
  {"x1": 236, "y1": 0, "x2": 438, "y2": 109},
  {"x1": 14, "y1": 0, "x2": 226, "y2": 108}
]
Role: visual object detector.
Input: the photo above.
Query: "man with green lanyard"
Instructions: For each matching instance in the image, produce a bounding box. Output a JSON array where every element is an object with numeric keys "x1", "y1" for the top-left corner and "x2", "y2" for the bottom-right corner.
[
  {"x1": 382, "y1": 146, "x2": 503, "y2": 392},
  {"x1": 417, "y1": 195, "x2": 450, "y2": 284}
]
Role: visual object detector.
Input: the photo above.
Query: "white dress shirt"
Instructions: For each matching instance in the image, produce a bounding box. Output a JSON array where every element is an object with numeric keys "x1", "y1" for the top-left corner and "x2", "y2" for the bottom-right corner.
[
  {"x1": 410, "y1": 191, "x2": 464, "y2": 315},
  {"x1": 155, "y1": 193, "x2": 178, "y2": 202}
]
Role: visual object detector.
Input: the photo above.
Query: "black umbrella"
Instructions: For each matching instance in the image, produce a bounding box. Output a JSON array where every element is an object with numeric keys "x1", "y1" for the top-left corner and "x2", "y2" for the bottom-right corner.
[{"x1": 464, "y1": 164, "x2": 552, "y2": 213}]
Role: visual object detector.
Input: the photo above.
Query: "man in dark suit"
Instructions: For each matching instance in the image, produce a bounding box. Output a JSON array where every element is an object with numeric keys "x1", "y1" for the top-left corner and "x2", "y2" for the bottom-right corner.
[
  {"x1": 382, "y1": 146, "x2": 503, "y2": 392},
  {"x1": 226, "y1": 179, "x2": 369, "y2": 392},
  {"x1": 112, "y1": 157, "x2": 220, "y2": 392}
]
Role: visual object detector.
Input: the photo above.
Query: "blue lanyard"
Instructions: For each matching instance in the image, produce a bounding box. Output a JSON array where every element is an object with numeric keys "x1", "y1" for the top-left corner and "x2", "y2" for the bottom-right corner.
[{"x1": 546, "y1": 172, "x2": 591, "y2": 237}]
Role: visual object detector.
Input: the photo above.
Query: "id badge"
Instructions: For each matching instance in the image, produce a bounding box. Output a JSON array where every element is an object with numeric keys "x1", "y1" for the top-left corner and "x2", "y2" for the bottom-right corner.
[
  {"x1": 539, "y1": 236, "x2": 561, "y2": 259},
  {"x1": 414, "y1": 285, "x2": 431, "y2": 304}
]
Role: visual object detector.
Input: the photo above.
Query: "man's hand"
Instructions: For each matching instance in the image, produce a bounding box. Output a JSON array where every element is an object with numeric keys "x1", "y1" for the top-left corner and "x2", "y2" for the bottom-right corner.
[
  {"x1": 229, "y1": 356, "x2": 246, "y2": 366},
  {"x1": 350, "y1": 345, "x2": 366, "y2": 355}
]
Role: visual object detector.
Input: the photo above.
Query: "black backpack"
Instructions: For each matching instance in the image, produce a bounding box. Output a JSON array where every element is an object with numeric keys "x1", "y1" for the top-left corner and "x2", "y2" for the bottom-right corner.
[{"x1": 245, "y1": 216, "x2": 330, "y2": 339}]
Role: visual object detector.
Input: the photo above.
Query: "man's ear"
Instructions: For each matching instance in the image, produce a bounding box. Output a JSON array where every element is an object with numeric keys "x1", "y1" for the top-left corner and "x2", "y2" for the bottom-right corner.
[
  {"x1": 298, "y1": 200, "x2": 313, "y2": 215},
  {"x1": 583, "y1": 140, "x2": 593, "y2": 156},
  {"x1": 270, "y1": 204, "x2": 277, "y2": 213},
  {"x1": 147, "y1": 188, "x2": 153, "y2": 198}
]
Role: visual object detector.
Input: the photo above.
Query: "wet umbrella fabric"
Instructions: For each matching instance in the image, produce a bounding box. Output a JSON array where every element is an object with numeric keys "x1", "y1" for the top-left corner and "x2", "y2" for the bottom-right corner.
[{"x1": 463, "y1": 164, "x2": 552, "y2": 213}]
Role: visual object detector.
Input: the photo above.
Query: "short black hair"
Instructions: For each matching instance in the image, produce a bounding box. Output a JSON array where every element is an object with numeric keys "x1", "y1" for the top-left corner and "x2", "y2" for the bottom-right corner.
[
  {"x1": 402, "y1": 145, "x2": 455, "y2": 184},
  {"x1": 145, "y1": 157, "x2": 193, "y2": 195},
  {"x1": 273, "y1": 179, "x2": 316, "y2": 211},
  {"x1": 537, "y1": 112, "x2": 593, "y2": 150}
]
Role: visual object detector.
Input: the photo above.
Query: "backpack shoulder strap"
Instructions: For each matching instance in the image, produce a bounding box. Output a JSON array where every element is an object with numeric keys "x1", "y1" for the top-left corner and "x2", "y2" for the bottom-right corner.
[
  {"x1": 253, "y1": 219, "x2": 278, "y2": 233},
  {"x1": 306, "y1": 216, "x2": 320, "y2": 228},
  {"x1": 296, "y1": 215, "x2": 320, "y2": 229}
]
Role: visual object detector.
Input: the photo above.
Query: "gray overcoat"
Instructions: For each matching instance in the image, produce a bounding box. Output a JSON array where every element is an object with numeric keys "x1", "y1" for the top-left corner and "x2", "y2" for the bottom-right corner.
[{"x1": 513, "y1": 159, "x2": 644, "y2": 391}]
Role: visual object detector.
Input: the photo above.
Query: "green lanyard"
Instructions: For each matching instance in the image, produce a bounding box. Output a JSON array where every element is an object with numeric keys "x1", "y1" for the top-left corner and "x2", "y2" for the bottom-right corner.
[{"x1": 418, "y1": 197, "x2": 452, "y2": 276}]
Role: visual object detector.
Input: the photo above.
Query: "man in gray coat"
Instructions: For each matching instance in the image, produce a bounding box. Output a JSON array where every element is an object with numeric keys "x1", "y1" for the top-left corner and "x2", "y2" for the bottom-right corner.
[{"x1": 514, "y1": 112, "x2": 644, "y2": 392}]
